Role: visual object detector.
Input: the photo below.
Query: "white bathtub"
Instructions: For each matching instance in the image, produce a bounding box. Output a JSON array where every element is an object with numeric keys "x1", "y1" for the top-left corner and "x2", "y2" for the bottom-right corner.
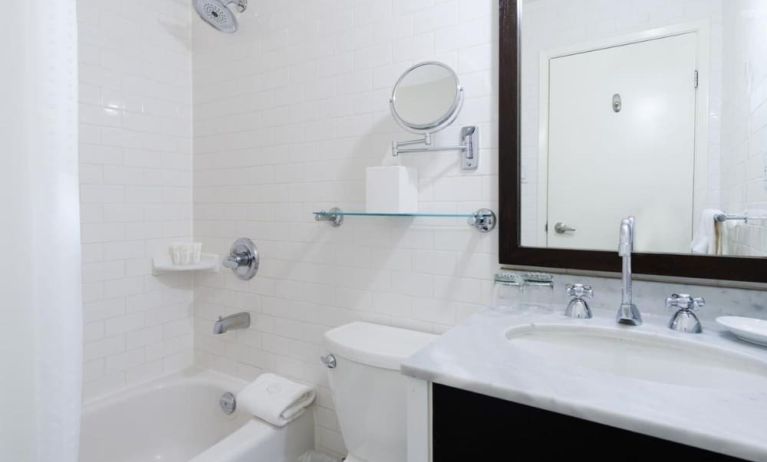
[{"x1": 79, "y1": 369, "x2": 314, "y2": 462}]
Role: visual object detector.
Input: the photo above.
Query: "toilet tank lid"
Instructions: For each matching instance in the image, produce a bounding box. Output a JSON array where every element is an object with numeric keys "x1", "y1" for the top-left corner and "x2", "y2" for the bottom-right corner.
[{"x1": 324, "y1": 322, "x2": 437, "y2": 371}]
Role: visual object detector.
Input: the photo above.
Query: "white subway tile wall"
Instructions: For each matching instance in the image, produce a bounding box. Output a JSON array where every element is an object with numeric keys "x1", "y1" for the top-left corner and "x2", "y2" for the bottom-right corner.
[
  {"x1": 721, "y1": 0, "x2": 767, "y2": 253},
  {"x1": 78, "y1": 0, "x2": 195, "y2": 400},
  {"x1": 192, "y1": 0, "x2": 498, "y2": 455}
]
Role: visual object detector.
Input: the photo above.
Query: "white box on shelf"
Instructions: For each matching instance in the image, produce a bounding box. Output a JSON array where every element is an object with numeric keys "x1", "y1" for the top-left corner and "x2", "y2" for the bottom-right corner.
[{"x1": 366, "y1": 166, "x2": 418, "y2": 213}]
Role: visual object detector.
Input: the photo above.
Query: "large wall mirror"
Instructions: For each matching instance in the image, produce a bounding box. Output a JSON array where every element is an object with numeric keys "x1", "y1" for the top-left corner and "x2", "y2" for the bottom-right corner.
[{"x1": 499, "y1": 0, "x2": 767, "y2": 283}]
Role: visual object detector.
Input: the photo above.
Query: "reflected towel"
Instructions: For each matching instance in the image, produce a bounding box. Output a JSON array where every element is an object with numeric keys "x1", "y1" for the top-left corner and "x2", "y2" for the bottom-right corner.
[
  {"x1": 691, "y1": 209, "x2": 722, "y2": 255},
  {"x1": 715, "y1": 220, "x2": 723, "y2": 255},
  {"x1": 237, "y1": 373, "x2": 316, "y2": 427}
]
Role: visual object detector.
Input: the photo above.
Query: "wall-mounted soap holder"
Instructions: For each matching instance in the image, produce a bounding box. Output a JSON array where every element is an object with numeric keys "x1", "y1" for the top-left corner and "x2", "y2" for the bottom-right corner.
[
  {"x1": 313, "y1": 208, "x2": 496, "y2": 233},
  {"x1": 152, "y1": 254, "x2": 220, "y2": 275}
]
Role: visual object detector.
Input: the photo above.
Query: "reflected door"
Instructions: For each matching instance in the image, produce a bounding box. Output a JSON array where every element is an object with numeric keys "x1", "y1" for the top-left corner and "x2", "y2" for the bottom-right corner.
[{"x1": 546, "y1": 33, "x2": 698, "y2": 253}]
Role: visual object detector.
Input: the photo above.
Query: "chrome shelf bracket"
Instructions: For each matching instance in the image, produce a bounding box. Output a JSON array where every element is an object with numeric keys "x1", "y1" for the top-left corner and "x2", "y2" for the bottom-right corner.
[
  {"x1": 314, "y1": 207, "x2": 344, "y2": 227},
  {"x1": 469, "y1": 208, "x2": 496, "y2": 233},
  {"x1": 392, "y1": 126, "x2": 479, "y2": 170}
]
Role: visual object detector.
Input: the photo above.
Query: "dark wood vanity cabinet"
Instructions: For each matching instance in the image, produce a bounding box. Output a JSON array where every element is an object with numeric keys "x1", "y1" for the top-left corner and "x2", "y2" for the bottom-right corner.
[{"x1": 432, "y1": 384, "x2": 747, "y2": 461}]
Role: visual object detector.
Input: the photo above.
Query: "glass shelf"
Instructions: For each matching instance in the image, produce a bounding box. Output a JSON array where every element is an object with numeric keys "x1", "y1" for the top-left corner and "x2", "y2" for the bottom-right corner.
[
  {"x1": 313, "y1": 207, "x2": 496, "y2": 232},
  {"x1": 314, "y1": 211, "x2": 483, "y2": 218}
]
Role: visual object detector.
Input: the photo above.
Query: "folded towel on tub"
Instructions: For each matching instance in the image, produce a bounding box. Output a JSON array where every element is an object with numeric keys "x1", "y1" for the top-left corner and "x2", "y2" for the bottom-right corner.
[{"x1": 237, "y1": 373, "x2": 316, "y2": 427}]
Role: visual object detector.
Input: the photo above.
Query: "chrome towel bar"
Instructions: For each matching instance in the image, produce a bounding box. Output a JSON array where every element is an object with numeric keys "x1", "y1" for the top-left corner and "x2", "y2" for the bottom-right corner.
[{"x1": 714, "y1": 213, "x2": 767, "y2": 223}]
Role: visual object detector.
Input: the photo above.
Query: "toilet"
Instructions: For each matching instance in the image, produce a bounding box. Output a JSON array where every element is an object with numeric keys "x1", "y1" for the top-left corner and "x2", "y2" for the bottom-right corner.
[{"x1": 323, "y1": 322, "x2": 437, "y2": 462}]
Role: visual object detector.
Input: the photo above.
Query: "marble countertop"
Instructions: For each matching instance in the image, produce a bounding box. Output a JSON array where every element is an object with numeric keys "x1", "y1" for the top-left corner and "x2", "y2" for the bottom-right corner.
[{"x1": 402, "y1": 305, "x2": 767, "y2": 461}]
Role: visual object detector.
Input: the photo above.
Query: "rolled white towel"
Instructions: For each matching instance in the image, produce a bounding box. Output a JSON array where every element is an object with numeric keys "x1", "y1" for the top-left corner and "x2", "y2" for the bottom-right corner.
[{"x1": 237, "y1": 373, "x2": 316, "y2": 427}]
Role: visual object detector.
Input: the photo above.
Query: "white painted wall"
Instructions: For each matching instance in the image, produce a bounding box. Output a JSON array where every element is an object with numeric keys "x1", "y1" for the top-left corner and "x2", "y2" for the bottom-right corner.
[
  {"x1": 191, "y1": 0, "x2": 498, "y2": 455},
  {"x1": 77, "y1": 0, "x2": 195, "y2": 400}
]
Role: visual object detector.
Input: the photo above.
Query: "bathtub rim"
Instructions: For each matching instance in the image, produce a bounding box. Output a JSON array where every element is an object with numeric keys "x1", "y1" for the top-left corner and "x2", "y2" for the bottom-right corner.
[{"x1": 81, "y1": 367, "x2": 248, "y2": 414}]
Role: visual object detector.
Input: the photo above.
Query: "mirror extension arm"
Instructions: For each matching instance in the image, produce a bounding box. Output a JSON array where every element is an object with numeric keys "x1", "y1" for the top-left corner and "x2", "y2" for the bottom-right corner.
[{"x1": 392, "y1": 126, "x2": 479, "y2": 170}]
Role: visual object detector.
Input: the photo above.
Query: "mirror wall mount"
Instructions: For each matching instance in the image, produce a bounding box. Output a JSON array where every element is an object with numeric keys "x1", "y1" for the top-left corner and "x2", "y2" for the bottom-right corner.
[
  {"x1": 392, "y1": 126, "x2": 479, "y2": 170},
  {"x1": 389, "y1": 61, "x2": 480, "y2": 170}
]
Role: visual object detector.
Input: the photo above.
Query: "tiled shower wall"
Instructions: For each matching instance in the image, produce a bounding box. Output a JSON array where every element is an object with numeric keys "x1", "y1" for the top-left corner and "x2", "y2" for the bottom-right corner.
[
  {"x1": 720, "y1": 0, "x2": 767, "y2": 254},
  {"x1": 191, "y1": 0, "x2": 498, "y2": 455},
  {"x1": 77, "y1": 0, "x2": 195, "y2": 400}
]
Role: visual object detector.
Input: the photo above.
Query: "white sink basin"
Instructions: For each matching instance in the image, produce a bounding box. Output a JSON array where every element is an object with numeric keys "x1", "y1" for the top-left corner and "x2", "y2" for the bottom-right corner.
[{"x1": 505, "y1": 324, "x2": 767, "y2": 391}]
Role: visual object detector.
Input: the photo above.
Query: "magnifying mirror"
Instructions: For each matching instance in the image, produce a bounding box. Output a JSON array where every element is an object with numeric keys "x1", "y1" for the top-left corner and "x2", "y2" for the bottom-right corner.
[
  {"x1": 389, "y1": 62, "x2": 478, "y2": 170},
  {"x1": 390, "y1": 62, "x2": 463, "y2": 133}
]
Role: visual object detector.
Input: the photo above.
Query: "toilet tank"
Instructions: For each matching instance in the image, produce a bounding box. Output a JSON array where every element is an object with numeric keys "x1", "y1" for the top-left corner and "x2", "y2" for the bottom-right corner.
[{"x1": 323, "y1": 322, "x2": 436, "y2": 462}]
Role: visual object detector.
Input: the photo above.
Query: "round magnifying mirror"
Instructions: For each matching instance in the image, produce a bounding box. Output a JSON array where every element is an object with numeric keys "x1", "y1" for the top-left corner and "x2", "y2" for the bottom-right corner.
[{"x1": 390, "y1": 62, "x2": 463, "y2": 133}]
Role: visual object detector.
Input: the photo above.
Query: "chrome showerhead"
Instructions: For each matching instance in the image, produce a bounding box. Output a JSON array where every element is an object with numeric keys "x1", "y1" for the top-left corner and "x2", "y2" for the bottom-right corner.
[{"x1": 193, "y1": 0, "x2": 247, "y2": 33}]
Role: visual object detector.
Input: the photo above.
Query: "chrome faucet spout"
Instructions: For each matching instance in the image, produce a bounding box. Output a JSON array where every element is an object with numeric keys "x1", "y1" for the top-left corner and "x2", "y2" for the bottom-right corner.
[
  {"x1": 213, "y1": 312, "x2": 251, "y2": 335},
  {"x1": 618, "y1": 217, "x2": 634, "y2": 257},
  {"x1": 617, "y1": 217, "x2": 642, "y2": 326}
]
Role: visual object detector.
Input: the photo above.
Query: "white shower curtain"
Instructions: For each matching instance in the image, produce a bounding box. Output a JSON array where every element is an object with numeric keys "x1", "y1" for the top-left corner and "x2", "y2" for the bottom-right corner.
[{"x1": 0, "y1": 1, "x2": 82, "y2": 461}]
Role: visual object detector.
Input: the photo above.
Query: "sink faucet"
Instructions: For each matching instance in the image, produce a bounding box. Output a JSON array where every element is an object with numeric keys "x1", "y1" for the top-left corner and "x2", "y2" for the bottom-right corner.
[
  {"x1": 616, "y1": 217, "x2": 642, "y2": 326},
  {"x1": 213, "y1": 312, "x2": 251, "y2": 335}
]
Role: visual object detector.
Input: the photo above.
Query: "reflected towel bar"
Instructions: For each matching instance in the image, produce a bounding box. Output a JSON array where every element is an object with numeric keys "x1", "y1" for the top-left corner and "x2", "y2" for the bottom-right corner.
[{"x1": 714, "y1": 213, "x2": 767, "y2": 223}]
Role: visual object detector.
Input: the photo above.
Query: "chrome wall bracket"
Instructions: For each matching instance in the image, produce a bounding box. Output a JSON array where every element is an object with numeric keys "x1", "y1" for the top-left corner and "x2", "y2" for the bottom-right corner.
[
  {"x1": 468, "y1": 208, "x2": 496, "y2": 233},
  {"x1": 392, "y1": 126, "x2": 479, "y2": 170},
  {"x1": 314, "y1": 207, "x2": 344, "y2": 227}
]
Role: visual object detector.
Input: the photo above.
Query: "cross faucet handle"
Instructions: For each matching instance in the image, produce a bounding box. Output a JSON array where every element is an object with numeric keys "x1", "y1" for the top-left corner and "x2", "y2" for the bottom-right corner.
[
  {"x1": 566, "y1": 283, "x2": 593, "y2": 299},
  {"x1": 665, "y1": 293, "x2": 705, "y2": 311}
]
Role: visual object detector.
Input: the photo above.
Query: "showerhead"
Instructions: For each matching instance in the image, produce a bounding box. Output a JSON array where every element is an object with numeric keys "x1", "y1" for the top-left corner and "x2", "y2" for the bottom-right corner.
[{"x1": 193, "y1": 0, "x2": 247, "y2": 33}]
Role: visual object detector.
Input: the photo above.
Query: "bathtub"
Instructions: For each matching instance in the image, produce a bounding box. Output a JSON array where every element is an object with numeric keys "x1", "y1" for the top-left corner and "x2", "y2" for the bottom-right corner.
[{"x1": 79, "y1": 368, "x2": 314, "y2": 462}]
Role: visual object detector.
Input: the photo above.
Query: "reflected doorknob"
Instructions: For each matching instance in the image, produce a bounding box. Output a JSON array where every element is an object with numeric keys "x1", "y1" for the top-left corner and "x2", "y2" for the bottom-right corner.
[{"x1": 554, "y1": 222, "x2": 576, "y2": 234}]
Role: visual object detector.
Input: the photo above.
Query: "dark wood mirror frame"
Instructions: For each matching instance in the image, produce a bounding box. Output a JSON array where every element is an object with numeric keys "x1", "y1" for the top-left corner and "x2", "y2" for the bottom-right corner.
[{"x1": 498, "y1": 0, "x2": 767, "y2": 283}]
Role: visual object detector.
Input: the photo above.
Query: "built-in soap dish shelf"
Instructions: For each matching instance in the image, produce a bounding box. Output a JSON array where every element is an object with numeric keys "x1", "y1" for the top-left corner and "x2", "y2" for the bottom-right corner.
[
  {"x1": 313, "y1": 207, "x2": 496, "y2": 233},
  {"x1": 152, "y1": 254, "x2": 220, "y2": 275}
]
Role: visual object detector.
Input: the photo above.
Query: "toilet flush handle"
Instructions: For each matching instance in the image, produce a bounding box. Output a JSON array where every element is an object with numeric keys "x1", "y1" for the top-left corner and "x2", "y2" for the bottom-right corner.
[{"x1": 320, "y1": 354, "x2": 337, "y2": 369}]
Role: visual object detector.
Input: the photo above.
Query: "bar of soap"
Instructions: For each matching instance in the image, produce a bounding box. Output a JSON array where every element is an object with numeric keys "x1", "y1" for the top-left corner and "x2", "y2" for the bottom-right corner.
[{"x1": 365, "y1": 166, "x2": 418, "y2": 213}]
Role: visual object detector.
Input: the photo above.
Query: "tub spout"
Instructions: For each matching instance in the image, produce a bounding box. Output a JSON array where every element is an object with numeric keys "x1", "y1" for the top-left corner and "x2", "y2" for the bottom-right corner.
[{"x1": 213, "y1": 312, "x2": 251, "y2": 334}]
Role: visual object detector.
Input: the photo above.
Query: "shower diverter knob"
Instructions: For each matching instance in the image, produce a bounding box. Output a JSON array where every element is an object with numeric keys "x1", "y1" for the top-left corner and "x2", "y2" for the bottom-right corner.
[{"x1": 224, "y1": 238, "x2": 259, "y2": 280}]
